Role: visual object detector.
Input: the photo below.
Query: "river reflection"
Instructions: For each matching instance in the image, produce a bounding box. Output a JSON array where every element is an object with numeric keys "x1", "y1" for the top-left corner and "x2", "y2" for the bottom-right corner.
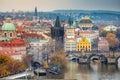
[{"x1": 64, "y1": 61, "x2": 120, "y2": 80}]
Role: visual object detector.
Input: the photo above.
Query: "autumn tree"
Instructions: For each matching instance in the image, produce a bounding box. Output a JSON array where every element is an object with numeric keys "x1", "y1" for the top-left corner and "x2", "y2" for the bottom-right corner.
[
  {"x1": 0, "y1": 65, "x2": 10, "y2": 77},
  {"x1": 0, "y1": 54, "x2": 11, "y2": 77},
  {"x1": 22, "y1": 54, "x2": 32, "y2": 68},
  {"x1": 0, "y1": 53, "x2": 12, "y2": 64},
  {"x1": 50, "y1": 50, "x2": 68, "y2": 72},
  {"x1": 106, "y1": 32, "x2": 116, "y2": 38},
  {"x1": 0, "y1": 53, "x2": 26, "y2": 77},
  {"x1": 106, "y1": 32, "x2": 120, "y2": 54},
  {"x1": 6, "y1": 60, "x2": 25, "y2": 74},
  {"x1": 42, "y1": 39, "x2": 63, "y2": 62},
  {"x1": 99, "y1": 28, "x2": 107, "y2": 37}
]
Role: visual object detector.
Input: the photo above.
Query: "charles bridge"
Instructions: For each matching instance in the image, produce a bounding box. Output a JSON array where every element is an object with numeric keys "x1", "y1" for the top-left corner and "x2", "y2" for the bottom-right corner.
[{"x1": 68, "y1": 51, "x2": 120, "y2": 65}]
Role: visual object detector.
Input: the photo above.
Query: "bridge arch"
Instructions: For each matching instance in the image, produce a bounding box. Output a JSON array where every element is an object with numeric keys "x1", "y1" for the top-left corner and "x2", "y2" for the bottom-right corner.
[
  {"x1": 32, "y1": 61, "x2": 42, "y2": 68},
  {"x1": 87, "y1": 54, "x2": 108, "y2": 64},
  {"x1": 115, "y1": 56, "x2": 120, "y2": 65}
]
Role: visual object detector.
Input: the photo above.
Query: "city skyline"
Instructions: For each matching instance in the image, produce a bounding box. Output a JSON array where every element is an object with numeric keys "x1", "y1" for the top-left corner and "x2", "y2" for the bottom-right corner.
[{"x1": 0, "y1": 0, "x2": 120, "y2": 12}]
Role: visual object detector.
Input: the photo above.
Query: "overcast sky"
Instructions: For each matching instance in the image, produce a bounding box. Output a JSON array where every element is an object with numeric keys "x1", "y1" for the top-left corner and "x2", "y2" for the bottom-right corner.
[{"x1": 0, "y1": 0, "x2": 120, "y2": 12}]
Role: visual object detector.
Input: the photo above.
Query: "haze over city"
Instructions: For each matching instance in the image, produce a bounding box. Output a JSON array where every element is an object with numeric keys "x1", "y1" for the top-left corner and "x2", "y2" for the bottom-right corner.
[{"x1": 0, "y1": 0, "x2": 120, "y2": 12}]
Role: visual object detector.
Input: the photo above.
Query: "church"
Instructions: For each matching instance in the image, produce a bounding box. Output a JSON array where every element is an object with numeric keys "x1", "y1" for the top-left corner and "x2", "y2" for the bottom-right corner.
[
  {"x1": 0, "y1": 18, "x2": 28, "y2": 56},
  {"x1": 51, "y1": 16, "x2": 64, "y2": 43}
]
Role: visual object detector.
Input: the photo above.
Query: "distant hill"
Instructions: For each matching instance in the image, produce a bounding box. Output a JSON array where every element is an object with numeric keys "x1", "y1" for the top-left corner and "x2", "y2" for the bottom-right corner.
[
  {"x1": 52, "y1": 10, "x2": 120, "y2": 21},
  {"x1": 0, "y1": 10, "x2": 120, "y2": 22},
  {"x1": 52, "y1": 10, "x2": 120, "y2": 14}
]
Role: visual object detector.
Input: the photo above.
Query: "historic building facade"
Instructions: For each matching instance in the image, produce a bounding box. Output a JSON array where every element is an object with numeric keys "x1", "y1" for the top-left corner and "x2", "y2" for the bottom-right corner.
[
  {"x1": 78, "y1": 16, "x2": 93, "y2": 30},
  {"x1": 64, "y1": 15, "x2": 76, "y2": 52},
  {"x1": 78, "y1": 30, "x2": 99, "y2": 40},
  {"x1": 0, "y1": 18, "x2": 28, "y2": 59},
  {"x1": 98, "y1": 37, "x2": 109, "y2": 51},
  {"x1": 76, "y1": 37, "x2": 91, "y2": 52}
]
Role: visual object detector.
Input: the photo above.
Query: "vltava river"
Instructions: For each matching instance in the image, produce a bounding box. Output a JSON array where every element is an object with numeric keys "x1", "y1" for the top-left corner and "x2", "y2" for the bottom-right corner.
[{"x1": 64, "y1": 61, "x2": 120, "y2": 80}]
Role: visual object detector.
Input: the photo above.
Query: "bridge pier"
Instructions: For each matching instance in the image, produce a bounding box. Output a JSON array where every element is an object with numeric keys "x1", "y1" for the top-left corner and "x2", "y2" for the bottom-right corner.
[
  {"x1": 76, "y1": 53, "x2": 120, "y2": 65},
  {"x1": 107, "y1": 57, "x2": 116, "y2": 64}
]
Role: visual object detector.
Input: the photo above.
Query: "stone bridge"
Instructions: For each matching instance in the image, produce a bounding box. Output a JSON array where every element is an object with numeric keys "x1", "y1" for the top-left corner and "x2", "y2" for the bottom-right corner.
[{"x1": 72, "y1": 52, "x2": 120, "y2": 64}]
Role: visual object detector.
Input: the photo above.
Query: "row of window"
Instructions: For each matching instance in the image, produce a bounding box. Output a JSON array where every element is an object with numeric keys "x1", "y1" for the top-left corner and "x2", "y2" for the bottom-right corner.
[
  {"x1": 80, "y1": 24, "x2": 93, "y2": 27},
  {"x1": 77, "y1": 46, "x2": 91, "y2": 48},
  {"x1": 76, "y1": 49, "x2": 91, "y2": 51},
  {"x1": 4, "y1": 33, "x2": 13, "y2": 37},
  {"x1": 66, "y1": 47, "x2": 76, "y2": 48}
]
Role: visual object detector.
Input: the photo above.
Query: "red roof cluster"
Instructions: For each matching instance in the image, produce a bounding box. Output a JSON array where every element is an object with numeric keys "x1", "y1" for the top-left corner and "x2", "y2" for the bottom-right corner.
[
  {"x1": 0, "y1": 38, "x2": 27, "y2": 47},
  {"x1": 22, "y1": 31, "x2": 44, "y2": 38},
  {"x1": 16, "y1": 26, "x2": 24, "y2": 32}
]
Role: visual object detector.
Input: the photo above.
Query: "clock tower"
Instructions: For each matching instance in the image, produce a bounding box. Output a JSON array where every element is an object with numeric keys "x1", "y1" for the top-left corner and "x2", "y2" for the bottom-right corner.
[{"x1": 65, "y1": 14, "x2": 75, "y2": 39}]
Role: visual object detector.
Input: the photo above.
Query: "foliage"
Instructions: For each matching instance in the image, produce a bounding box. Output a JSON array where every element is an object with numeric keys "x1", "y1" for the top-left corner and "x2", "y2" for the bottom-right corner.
[
  {"x1": 6, "y1": 60, "x2": 25, "y2": 74},
  {"x1": 106, "y1": 32, "x2": 116, "y2": 38},
  {"x1": 42, "y1": 61, "x2": 49, "y2": 68},
  {"x1": 99, "y1": 28, "x2": 107, "y2": 37},
  {"x1": 0, "y1": 53, "x2": 26, "y2": 77},
  {"x1": 22, "y1": 54, "x2": 32, "y2": 68},
  {"x1": 106, "y1": 33, "x2": 119, "y2": 52},
  {"x1": 0, "y1": 53, "x2": 12, "y2": 64},
  {"x1": 0, "y1": 65, "x2": 10, "y2": 77},
  {"x1": 50, "y1": 50, "x2": 68, "y2": 72}
]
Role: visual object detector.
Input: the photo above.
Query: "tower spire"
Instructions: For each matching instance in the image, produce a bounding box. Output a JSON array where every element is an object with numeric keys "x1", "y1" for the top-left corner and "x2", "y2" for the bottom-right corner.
[
  {"x1": 34, "y1": 7, "x2": 38, "y2": 17},
  {"x1": 68, "y1": 13, "x2": 73, "y2": 26},
  {"x1": 54, "y1": 16, "x2": 61, "y2": 27}
]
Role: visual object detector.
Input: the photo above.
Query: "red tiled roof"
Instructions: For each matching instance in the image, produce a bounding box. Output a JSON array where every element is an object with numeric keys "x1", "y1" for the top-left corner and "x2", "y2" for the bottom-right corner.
[
  {"x1": 16, "y1": 26, "x2": 24, "y2": 32},
  {"x1": 22, "y1": 32, "x2": 44, "y2": 38},
  {"x1": 0, "y1": 38, "x2": 27, "y2": 47}
]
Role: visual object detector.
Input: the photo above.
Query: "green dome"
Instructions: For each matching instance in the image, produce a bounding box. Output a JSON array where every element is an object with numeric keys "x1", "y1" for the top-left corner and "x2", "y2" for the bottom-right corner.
[{"x1": 2, "y1": 23, "x2": 16, "y2": 31}]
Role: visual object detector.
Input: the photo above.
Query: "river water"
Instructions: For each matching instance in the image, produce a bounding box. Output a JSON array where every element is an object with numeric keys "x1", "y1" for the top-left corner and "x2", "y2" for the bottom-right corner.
[
  {"x1": 34, "y1": 61, "x2": 120, "y2": 80},
  {"x1": 64, "y1": 61, "x2": 120, "y2": 80}
]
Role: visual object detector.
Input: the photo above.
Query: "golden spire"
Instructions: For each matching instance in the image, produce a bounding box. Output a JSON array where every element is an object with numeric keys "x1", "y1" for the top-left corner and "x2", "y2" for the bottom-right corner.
[{"x1": 81, "y1": 16, "x2": 90, "y2": 20}]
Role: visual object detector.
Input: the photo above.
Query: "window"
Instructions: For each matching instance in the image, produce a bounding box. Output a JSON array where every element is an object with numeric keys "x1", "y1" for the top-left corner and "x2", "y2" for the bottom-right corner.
[
  {"x1": 10, "y1": 33, "x2": 12, "y2": 37},
  {"x1": 4, "y1": 33, "x2": 7, "y2": 37}
]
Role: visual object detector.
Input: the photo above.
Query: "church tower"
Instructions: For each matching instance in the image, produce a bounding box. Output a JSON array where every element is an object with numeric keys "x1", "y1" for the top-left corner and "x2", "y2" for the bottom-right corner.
[
  {"x1": 64, "y1": 14, "x2": 76, "y2": 52},
  {"x1": 33, "y1": 7, "x2": 39, "y2": 21},
  {"x1": 51, "y1": 16, "x2": 64, "y2": 42},
  {"x1": 65, "y1": 14, "x2": 75, "y2": 39}
]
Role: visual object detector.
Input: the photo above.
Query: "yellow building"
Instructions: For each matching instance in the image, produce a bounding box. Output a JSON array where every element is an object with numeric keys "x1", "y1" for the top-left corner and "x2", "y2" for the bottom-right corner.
[{"x1": 76, "y1": 37, "x2": 91, "y2": 52}]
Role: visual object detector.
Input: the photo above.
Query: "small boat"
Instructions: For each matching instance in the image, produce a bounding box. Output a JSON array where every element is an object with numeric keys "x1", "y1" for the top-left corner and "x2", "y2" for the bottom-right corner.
[{"x1": 47, "y1": 65, "x2": 61, "y2": 75}]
